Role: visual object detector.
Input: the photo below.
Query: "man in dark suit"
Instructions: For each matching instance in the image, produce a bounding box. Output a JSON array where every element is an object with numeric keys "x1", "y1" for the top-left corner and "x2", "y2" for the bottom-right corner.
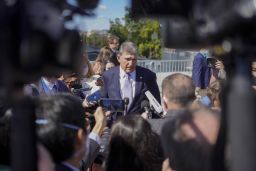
[
  {"x1": 36, "y1": 94, "x2": 107, "y2": 171},
  {"x1": 24, "y1": 77, "x2": 70, "y2": 96},
  {"x1": 102, "y1": 41, "x2": 160, "y2": 115},
  {"x1": 148, "y1": 73, "x2": 196, "y2": 135},
  {"x1": 192, "y1": 50, "x2": 211, "y2": 95}
]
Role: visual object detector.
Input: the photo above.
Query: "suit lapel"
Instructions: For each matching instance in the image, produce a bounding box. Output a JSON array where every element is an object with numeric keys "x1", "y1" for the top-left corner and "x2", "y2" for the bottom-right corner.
[
  {"x1": 134, "y1": 69, "x2": 144, "y2": 100},
  {"x1": 128, "y1": 67, "x2": 144, "y2": 112},
  {"x1": 113, "y1": 67, "x2": 122, "y2": 99}
]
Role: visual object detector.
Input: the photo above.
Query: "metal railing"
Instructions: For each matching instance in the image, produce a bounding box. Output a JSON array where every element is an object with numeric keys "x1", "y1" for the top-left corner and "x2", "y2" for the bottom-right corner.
[{"x1": 137, "y1": 59, "x2": 193, "y2": 73}]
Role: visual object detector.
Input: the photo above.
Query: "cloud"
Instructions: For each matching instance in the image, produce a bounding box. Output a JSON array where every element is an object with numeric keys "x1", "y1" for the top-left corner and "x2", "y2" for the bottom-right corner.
[
  {"x1": 98, "y1": 4, "x2": 107, "y2": 10},
  {"x1": 97, "y1": 15, "x2": 105, "y2": 19}
]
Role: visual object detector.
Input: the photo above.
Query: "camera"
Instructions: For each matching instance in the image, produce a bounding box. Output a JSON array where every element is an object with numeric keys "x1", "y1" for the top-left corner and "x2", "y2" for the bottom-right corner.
[
  {"x1": 207, "y1": 57, "x2": 217, "y2": 68},
  {"x1": 0, "y1": 0, "x2": 100, "y2": 86},
  {"x1": 99, "y1": 98, "x2": 125, "y2": 112},
  {"x1": 131, "y1": 0, "x2": 256, "y2": 49}
]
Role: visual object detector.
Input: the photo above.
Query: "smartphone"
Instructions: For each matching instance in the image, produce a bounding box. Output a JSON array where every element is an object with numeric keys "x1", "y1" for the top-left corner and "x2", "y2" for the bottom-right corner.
[
  {"x1": 86, "y1": 90, "x2": 102, "y2": 102},
  {"x1": 207, "y1": 57, "x2": 217, "y2": 68},
  {"x1": 99, "y1": 98, "x2": 125, "y2": 112}
]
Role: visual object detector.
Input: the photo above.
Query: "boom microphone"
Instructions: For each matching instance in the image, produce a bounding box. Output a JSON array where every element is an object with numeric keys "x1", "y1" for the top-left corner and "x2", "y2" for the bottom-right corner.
[
  {"x1": 141, "y1": 100, "x2": 152, "y2": 119},
  {"x1": 145, "y1": 90, "x2": 163, "y2": 114},
  {"x1": 124, "y1": 97, "x2": 129, "y2": 116}
]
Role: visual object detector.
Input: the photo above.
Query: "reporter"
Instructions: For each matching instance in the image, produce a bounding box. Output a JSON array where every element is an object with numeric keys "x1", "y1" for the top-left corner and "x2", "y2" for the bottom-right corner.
[
  {"x1": 35, "y1": 94, "x2": 107, "y2": 171},
  {"x1": 105, "y1": 115, "x2": 164, "y2": 171}
]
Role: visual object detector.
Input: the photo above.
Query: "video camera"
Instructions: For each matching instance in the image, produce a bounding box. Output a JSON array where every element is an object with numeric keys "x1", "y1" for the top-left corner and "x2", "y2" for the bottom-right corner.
[
  {"x1": 131, "y1": 0, "x2": 256, "y2": 51},
  {"x1": 0, "y1": 0, "x2": 100, "y2": 87}
]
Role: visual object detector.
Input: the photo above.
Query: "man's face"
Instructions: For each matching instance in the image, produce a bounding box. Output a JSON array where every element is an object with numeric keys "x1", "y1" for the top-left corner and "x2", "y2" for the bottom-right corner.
[
  {"x1": 109, "y1": 39, "x2": 119, "y2": 51},
  {"x1": 118, "y1": 52, "x2": 137, "y2": 73}
]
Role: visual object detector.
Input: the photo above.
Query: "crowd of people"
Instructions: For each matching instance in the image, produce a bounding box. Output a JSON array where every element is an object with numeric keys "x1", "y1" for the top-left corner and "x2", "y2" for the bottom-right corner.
[{"x1": 1, "y1": 33, "x2": 256, "y2": 171}]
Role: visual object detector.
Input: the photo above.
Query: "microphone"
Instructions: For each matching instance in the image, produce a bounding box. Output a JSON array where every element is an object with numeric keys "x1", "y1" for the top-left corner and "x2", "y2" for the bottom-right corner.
[
  {"x1": 141, "y1": 100, "x2": 152, "y2": 119},
  {"x1": 123, "y1": 97, "x2": 129, "y2": 116},
  {"x1": 145, "y1": 90, "x2": 163, "y2": 114}
]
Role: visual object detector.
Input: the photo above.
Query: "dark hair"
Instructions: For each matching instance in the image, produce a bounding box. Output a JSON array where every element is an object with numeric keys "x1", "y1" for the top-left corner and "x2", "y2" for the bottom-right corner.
[
  {"x1": 107, "y1": 34, "x2": 119, "y2": 44},
  {"x1": 35, "y1": 93, "x2": 86, "y2": 162},
  {"x1": 105, "y1": 115, "x2": 164, "y2": 171},
  {"x1": 162, "y1": 73, "x2": 195, "y2": 106}
]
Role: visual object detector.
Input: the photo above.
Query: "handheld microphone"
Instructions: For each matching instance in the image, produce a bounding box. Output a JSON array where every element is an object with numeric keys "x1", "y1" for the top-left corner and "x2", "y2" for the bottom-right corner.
[
  {"x1": 141, "y1": 100, "x2": 152, "y2": 119},
  {"x1": 124, "y1": 97, "x2": 129, "y2": 116},
  {"x1": 145, "y1": 90, "x2": 163, "y2": 114},
  {"x1": 124, "y1": 97, "x2": 129, "y2": 106}
]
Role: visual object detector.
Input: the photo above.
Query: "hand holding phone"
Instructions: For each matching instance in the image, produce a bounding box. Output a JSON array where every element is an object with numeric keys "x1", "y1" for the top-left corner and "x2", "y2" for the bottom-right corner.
[
  {"x1": 99, "y1": 98, "x2": 125, "y2": 112},
  {"x1": 207, "y1": 58, "x2": 217, "y2": 68},
  {"x1": 86, "y1": 90, "x2": 102, "y2": 103}
]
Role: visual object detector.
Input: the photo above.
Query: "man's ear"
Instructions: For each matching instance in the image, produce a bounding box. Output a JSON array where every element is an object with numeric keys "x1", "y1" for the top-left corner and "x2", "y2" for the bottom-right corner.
[{"x1": 162, "y1": 96, "x2": 168, "y2": 112}]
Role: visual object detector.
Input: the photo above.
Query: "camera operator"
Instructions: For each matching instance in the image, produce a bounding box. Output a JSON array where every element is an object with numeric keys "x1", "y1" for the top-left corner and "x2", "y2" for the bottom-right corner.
[{"x1": 210, "y1": 58, "x2": 226, "y2": 84}]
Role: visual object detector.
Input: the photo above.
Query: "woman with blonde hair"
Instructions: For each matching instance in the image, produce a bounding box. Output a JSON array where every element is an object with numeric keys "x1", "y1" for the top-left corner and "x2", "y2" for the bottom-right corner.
[
  {"x1": 93, "y1": 46, "x2": 116, "y2": 75},
  {"x1": 80, "y1": 51, "x2": 103, "y2": 98}
]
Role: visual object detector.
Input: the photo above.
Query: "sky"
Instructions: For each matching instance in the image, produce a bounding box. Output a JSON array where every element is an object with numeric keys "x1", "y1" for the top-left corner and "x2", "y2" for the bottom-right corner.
[{"x1": 66, "y1": 0, "x2": 130, "y2": 31}]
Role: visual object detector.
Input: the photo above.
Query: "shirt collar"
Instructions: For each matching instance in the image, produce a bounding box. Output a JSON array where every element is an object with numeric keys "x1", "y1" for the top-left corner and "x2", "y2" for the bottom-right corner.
[
  {"x1": 42, "y1": 77, "x2": 55, "y2": 90},
  {"x1": 119, "y1": 67, "x2": 136, "y2": 80}
]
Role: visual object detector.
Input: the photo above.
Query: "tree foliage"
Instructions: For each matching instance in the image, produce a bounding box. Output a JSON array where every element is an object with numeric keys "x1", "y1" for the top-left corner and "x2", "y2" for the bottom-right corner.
[
  {"x1": 108, "y1": 8, "x2": 162, "y2": 59},
  {"x1": 84, "y1": 32, "x2": 108, "y2": 48}
]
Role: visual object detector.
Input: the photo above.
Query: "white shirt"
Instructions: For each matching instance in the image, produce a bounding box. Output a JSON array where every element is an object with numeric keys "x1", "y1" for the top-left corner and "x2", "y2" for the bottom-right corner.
[
  {"x1": 119, "y1": 67, "x2": 136, "y2": 99},
  {"x1": 80, "y1": 75, "x2": 101, "y2": 97},
  {"x1": 62, "y1": 162, "x2": 80, "y2": 171},
  {"x1": 42, "y1": 77, "x2": 55, "y2": 91}
]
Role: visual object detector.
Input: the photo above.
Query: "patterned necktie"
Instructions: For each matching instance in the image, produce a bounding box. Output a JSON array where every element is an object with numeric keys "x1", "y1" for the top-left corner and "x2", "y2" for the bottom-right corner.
[{"x1": 123, "y1": 73, "x2": 133, "y2": 109}]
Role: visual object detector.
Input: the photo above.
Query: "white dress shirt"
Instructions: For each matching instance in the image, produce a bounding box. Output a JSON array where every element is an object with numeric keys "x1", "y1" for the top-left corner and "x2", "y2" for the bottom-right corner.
[{"x1": 119, "y1": 67, "x2": 136, "y2": 100}]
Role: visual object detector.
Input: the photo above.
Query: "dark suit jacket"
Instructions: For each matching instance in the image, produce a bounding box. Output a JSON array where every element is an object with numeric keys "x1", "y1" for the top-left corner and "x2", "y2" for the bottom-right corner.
[
  {"x1": 82, "y1": 138, "x2": 100, "y2": 170},
  {"x1": 192, "y1": 53, "x2": 211, "y2": 89},
  {"x1": 55, "y1": 138, "x2": 100, "y2": 171},
  {"x1": 102, "y1": 66, "x2": 160, "y2": 115},
  {"x1": 148, "y1": 109, "x2": 187, "y2": 135}
]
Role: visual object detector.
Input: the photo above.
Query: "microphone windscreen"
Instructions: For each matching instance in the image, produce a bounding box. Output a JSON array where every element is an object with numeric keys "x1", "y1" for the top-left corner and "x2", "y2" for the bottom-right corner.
[
  {"x1": 141, "y1": 100, "x2": 150, "y2": 109},
  {"x1": 124, "y1": 97, "x2": 129, "y2": 105}
]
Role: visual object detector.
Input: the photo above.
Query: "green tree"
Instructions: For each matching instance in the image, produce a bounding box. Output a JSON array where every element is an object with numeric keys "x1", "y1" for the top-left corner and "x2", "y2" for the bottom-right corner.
[
  {"x1": 85, "y1": 32, "x2": 108, "y2": 48},
  {"x1": 109, "y1": 8, "x2": 161, "y2": 59},
  {"x1": 109, "y1": 18, "x2": 128, "y2": 44}
]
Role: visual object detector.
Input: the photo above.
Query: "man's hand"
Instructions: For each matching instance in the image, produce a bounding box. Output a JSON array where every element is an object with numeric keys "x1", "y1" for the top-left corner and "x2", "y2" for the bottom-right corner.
[
  {"x1": 215, "y1": 60, "x2": 224, "y2": 71},
  {"x1": 141, "y1": 111, "x2": 149, "y2": 119},
  {"x1": 82, "y1": 98, "x2": 97, "y2": 108},
  {"x1": 95, "y1": 77, "x2": 104, "y2": 87},
  {"x1": 91, "y1": 107, "x2": 109, "y2": 136}
]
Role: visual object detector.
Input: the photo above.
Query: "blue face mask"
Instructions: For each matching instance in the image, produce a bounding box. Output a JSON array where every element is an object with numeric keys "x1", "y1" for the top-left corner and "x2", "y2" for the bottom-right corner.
[
  {"x1": 201, "y1": 52, "x2": 208, "y2": 58},
  {"x1": 199, "y1": 49, "x2": 208, "y2": 58}
]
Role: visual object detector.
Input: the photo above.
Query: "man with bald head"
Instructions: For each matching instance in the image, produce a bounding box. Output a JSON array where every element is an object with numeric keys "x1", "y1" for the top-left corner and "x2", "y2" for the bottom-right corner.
[{"x1": 149, "y1": 73, "x2": 196, "y2": 134}]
